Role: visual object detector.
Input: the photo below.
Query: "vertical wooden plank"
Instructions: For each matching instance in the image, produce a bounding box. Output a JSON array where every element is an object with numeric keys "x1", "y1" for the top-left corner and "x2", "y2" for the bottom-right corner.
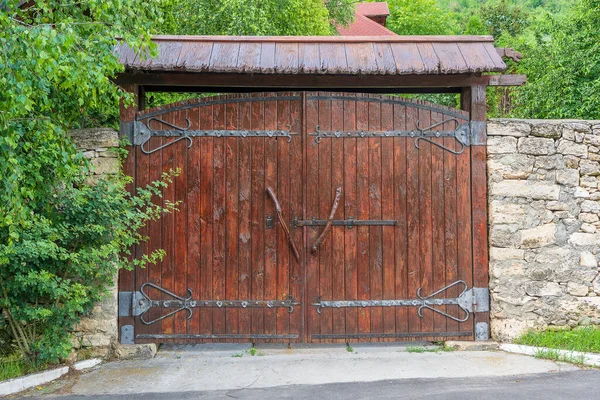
[
  {"x1": 145, "y1": 111, "x2": 165, "y2": 340},
  {"x1": 318, "y1": 92, "x2": 333, "y2": 341},
  {"x1": 405, "y1": 102, "x2": 421, "y2": 336},
  {"x1": 356, "y1": 95, "x2": 371, "y2": 338},
  {"x1": 393, "y1": 102, "x2": 408, "y2": 335},
  {"x1": 289, "y1": 95, "x2": 303, "y2": 341},
  {"x1": 225, "y1": 100, "x2": 239, "y2": 339},
  {"x1": 470, "y1": 85, "x2": 489, "y2": 339},
  {"x1": 133, "y1": 122, "x2": 149, "y2": 340},
  {"x1": 443, "y1": 112, "x2": 459, "y2": 338},
  {"x1": 173, "y1": 108, "x2": 188, "y2": 337},
  {"x1": 343, "y1": 94, "x2": 358, "y2": 340},
  {"x1": 238, "y1": 96, "x2": 252, "y2": 337},
  {"x1": 187, "y1": 104, "x2": 202, "y2": 338},
  {"x1": 276, "y1": 95, "x2": 290, "y2": 339},
  {"x1": 212, "y1": 99, "x2": 227, "y2": 340},
  {"x1": 368, "y1": 95, "x2": 383, "y2": 341},
  {"x1": 250, "y1": 93, "x2": 266, "y2": 337},
  {"x1": 417, "y1": 102, "x2": 433, "y2": 338},
  {"x1": 430, "y1": 107, "x2": 446, "y2": 334},
  {"x1": 380, "y1": 99, "x2": 395, "y2": 340},
  {"x1": 160, "y1": 105, "x2": 177, "y2": 338},
  {"x1": 264, "y1": 95, "x2": 278, "y2": 340},
  {"x1": 331, "y1": 95, "x2": 345, "y2": 341},
  {"x1": 199, "y1": 102, "x2": 214, "y2": 339},
  {"x1": 305, "y1": 93, "x2": 320, "y2": 342}
]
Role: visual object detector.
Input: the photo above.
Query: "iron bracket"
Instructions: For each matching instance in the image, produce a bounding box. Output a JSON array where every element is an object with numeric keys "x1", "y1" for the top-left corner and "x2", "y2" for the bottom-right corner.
[{"x1": 294, "y1": 217, "x2": 397, "y2": 228}]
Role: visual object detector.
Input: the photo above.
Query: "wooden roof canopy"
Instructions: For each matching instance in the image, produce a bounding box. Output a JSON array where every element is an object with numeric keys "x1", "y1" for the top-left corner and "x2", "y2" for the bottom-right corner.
[{"x1": 115, "y1": 35, "x2": 525, "y2": 94}]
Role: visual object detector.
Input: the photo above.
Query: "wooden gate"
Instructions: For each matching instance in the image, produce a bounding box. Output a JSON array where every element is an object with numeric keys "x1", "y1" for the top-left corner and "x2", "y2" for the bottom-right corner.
[{"x1": 118, "y1": 92, "x2": 489, "y2": 344}]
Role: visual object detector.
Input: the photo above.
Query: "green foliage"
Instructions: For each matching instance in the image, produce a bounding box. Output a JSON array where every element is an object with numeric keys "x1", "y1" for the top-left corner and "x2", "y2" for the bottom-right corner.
[
  {"x1": 386, "y1": 0, "x2": 459, "y2": 35},
  {"x1": 464, "y1": 14, "x2": 487, "y2": 35},
  {"x1": 157, "y1": 0, "x2": 355, "y2": 36},
  {"x1": 516, "y1": 326, "x2": 600, "y2": 353},
  {"x1": 0, "y1": 0, "x2": 174, "y2": 366},
  {"x1": 510, "y1": 0, "x2": 600, "y2": 119},
  {"x1": 477, "y1": 0, "x2": 530, "y2": 38}
]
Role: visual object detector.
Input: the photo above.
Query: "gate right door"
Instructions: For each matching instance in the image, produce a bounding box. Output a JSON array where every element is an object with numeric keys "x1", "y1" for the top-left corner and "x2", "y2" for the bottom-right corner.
[{"x1": 304, "y1": 93, "x2": 476, "y2": 342}]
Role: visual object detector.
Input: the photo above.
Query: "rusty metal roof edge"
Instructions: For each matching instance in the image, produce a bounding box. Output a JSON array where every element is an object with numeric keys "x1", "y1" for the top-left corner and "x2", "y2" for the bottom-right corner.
[{"x1": 147, "y1": 35, "x2": 496, "y2": 43}]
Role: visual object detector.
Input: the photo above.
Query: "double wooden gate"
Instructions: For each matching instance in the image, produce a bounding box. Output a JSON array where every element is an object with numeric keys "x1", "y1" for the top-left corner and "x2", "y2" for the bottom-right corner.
[{"x1": 118, "y1": 92, "x2": 489, "y2": 344}]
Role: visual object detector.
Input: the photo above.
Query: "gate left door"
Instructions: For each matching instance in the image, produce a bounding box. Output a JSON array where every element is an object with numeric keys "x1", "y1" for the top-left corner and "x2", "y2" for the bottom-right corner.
[{"x1": 119, "y1": 93, "x2": 304, "y2": 343}]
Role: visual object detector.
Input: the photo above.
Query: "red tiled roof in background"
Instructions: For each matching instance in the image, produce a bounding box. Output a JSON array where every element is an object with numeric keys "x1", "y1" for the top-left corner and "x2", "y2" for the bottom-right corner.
[
  {"x1": 337, "y1": 13, "x2": 396, "y2": 36},
  {"x1": 337, "y1": 2, "x2": 397, "y2": 36},
  {"x1": 356, "y1": 2, "x2": 390, "y2": 17}
]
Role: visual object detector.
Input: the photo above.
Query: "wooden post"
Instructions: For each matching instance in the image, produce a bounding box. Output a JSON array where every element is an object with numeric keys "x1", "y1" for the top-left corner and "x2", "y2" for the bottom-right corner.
[
  {"x1": 118, "y1": 84, "x2": 139, "y2": 344},
  {"x1": 466, "y1": 85, "x2": 490, "y2": 341}
]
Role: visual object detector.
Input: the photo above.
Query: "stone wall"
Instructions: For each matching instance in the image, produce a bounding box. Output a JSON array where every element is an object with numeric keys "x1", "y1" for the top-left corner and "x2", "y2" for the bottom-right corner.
[
  {"x1": 69, "y1": 128, "x2": 120, "y2": 356},
  {"x1": 488, "y1": 119, "x2": 600, "y2": 341}
]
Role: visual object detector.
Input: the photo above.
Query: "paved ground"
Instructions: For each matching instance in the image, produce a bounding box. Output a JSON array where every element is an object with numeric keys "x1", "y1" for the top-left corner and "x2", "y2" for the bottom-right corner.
[
  {"x1": 35, "y1": 370, "x2": 600, "y2": 400},
  {"x1": 19, "y1": 343, "x2": 588, "y2": 399}
]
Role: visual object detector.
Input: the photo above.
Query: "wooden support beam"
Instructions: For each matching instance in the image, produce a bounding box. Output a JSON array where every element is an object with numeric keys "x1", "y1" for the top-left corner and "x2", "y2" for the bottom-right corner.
[
  {"x1": 115, "y1": 72, "x2": 491, "y2": 89},
  {"x1": 495, "y1": 47, "x2": 523, "y2": 63},
  {"x1": 487, "y1": 74, "x2": 526, "y2": 86}
]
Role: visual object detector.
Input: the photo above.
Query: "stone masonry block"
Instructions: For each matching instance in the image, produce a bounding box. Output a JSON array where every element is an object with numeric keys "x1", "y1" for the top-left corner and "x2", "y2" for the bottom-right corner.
[
  {"x1": 532, "y1": 122, "x2": 562, "y2": 138},
  {"x1": 520, "y1": 224, "x2": 557, "y2": 248},
  {"x1": 491, "y1": 180, "x2": 560, "y2": 200},
  {"x1": 517, "y1": 137, "x2": 556, "y2": 155},
  {"x1": 557, "y1": 139, "x2": 588, "y2": 157},
  {"x1": 488, "y1": 136, "x2": 517, "y2": 154},
  {"x1": 487, "y1": 119, "x2": 531, "y2": 137},
  {"x1": 70, "y1": 128, "x2": 119, "y2": 150}
]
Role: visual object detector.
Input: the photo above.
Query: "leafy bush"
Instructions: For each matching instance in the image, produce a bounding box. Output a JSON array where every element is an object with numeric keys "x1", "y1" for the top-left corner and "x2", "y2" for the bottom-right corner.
[{"x1": 0, "y1": 151, "x2": 177, "y2": 365}]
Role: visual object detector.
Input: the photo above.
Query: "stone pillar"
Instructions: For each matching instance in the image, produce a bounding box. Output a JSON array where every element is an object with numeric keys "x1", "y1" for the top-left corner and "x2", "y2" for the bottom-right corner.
[
  {"x1": 69, "y1": 128, "x2": 120, "y2": 357},
  {"x1": 488, "y1": 119, "x2": 600, "y2": 341}
]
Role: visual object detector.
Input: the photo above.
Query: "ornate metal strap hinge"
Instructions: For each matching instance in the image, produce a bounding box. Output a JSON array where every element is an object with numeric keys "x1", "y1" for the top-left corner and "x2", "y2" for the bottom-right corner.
[
  {"x1": 312, "y1": 280, "x2": 489, "y2": 322},
  {"x1": 310, "y1": 118, "x2": 474, "y2": 155},
  {"x1": 119, "y1": 283, "x2": 299, "y2": 325},
  {"x1": 131, "y1": 117, "x2": 297, "y2": 155}
]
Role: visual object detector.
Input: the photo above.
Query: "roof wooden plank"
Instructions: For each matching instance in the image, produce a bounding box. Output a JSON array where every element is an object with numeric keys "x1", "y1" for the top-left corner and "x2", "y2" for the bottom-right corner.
[
  {"x1": 147, "y1": 35, "x2": 496, "y2": 43},
  {"x1": 298, "y1": 43, "x2": 321, "y2": 73},
  {"x1": 210, "y1": 42, "x2": 241, "y2": 72},
  {"x1": 483, "y1": 42, "x2": 508, "y2": 70},
  {"x1": 431, "y1": 42, "x2": 468, "y2": 74},
  {"x1": 344, "y1": 43, "x2": 378, "y2": 74},
  {"x1": 457, "y1": 42, "x2": 494, "y2": 73},
  {"x1": 372, "y1": 42, "x2": 397, "y2": 74},
  {"x1": 416, "y1": 43, "x2": 440, "y2": 73},
  {"x1": 318, "y1": 43, "x2": 348, "y2": 74},
  {"x1": 274, "y1": 42, "x2": 299, "y2": 74},
  {"x1": 260, "y1": 42, "x2": 276, "y2": 74},
  {"x1": 236, "y1": 42, "x2": 262, "y2": 73},
  {"x1": 390, "y1": 43, "x2": 426, "y2": 74},
  {"x1": 176, "y1": 41, "x2": 214, "y2": 71}
]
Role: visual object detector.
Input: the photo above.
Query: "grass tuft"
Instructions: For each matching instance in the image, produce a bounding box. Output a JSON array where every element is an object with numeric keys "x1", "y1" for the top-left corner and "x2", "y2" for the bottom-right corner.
[
  {"x1": 0, "y1": 354, "x2": 44, "y2": 382},
  {"x1": 534, "y1": 348, "x2": 587, "y2": 366},
  {"x1": 515, "y1": 326, "x2": 600, "y2": 354},
  {"x1": 406, "y1": 343, "x2": 454, "y2": 353}
]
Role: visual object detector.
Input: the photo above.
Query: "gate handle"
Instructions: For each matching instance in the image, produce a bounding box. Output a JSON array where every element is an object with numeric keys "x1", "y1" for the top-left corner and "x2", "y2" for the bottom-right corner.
[
  {"x1": 311, "y1": 187, "x2": 342, "y2": 253},
  {"x1": 266, "y1": 187, "x2": 301, "y2": 262}
]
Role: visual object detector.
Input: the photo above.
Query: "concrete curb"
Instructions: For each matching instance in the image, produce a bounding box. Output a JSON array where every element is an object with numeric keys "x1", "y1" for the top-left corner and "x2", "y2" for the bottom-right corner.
[
  {"x1": 0, "y1": 358, "x2": 102, "y2": 396},
  {"x1": 500, "y1": 343, "x2": 600, "y2": 367}
]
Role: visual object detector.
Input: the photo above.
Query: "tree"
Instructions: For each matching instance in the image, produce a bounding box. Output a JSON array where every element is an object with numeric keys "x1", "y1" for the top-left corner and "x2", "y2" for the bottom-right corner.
[
  {"x1": 0, "y1": 0, "x2": 171, "y2": 365},
  {"x1": 157, "y1": 0, "x2": 355, "y2": 36},
  {"x1": 510, "y1": 0, "x2": 600, "y2": 119},
  {"x1": 385, "y1": 0, "x2": 458, "y2": 35}
]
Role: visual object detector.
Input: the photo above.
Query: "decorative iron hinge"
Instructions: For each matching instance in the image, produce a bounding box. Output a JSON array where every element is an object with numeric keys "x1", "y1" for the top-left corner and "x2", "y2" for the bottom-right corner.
[
  {"x1": 120, "y1": 283, "x2": 299, "y2": 325},
  {"x1": 312, "y1": 280, "x2": 489, "y2": 322},
  {"x1": 130, "y1": 118, "x2": 297, "y2": 155},
  {"x1": 309, "y1": 118, "x2": 471, "y2": 155}
]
